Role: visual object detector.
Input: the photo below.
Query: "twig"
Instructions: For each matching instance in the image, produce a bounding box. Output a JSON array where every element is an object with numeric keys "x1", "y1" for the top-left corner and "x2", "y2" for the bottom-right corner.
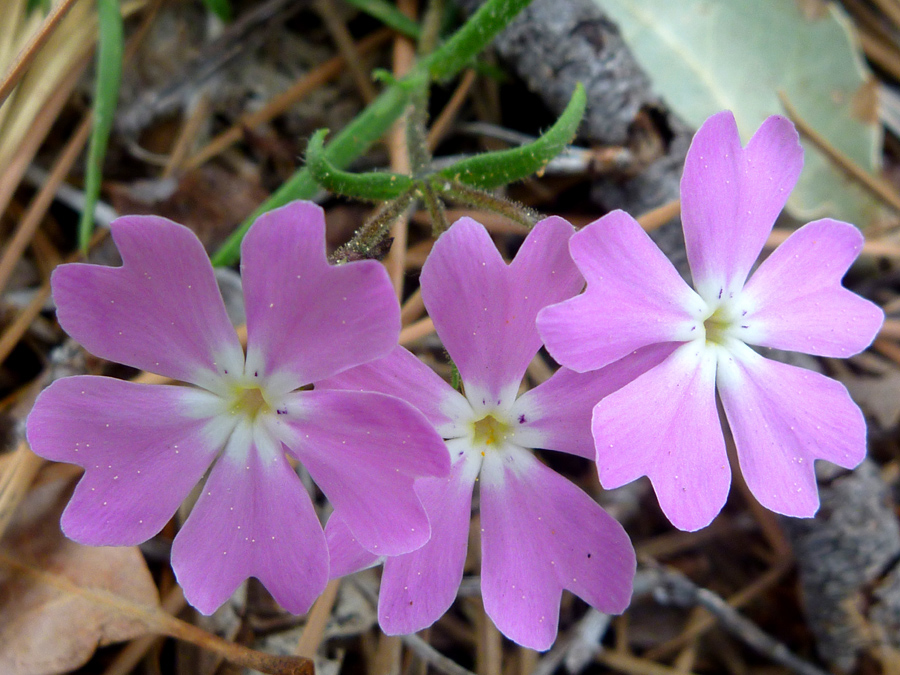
[
  {"x1": 778, "y1": 91, "x2": 900, "y2": 214},
  {"x1": 0, "y1": 551, "x2": 314, "y2": 675},
  {"x1": 162, "y1": 93, "x2": 211, "y2": 178},
  {"x1": 185, "y1": 28, "x2": 391, "y2": 169},
  {"x1": 117, "y1": 0, "x2": 308, "y2": 134},
  {"x1": 404, "y1": 634, "x2": 478, "y2": 675},
  {"x1": 383, "y1": 0, "x2": 418, "y2": 299},
  {"x1": 643, "y1": 564, "x2": 831, "y2": 675},
  {"x1": 427, "y1": 69, "x2": 477, "y2": 150},
  {"x1": 100, "y1": 585, "x2": 188, "y2": 675},
  {"x1": 314, "y1": 0, "x2": 378, "y2": 103}
]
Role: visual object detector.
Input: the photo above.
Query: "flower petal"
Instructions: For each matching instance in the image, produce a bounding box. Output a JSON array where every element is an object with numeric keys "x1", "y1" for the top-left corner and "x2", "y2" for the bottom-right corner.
[
  {"x1": 379, "y1": 446, "x2": 479, "y2": 635},
  {"x1": 681, "y1": 112, "x2": 803, "y2": 300},
  {"x1": 25, "y1": 376, "x2": 221, "y2": 545},
  {"x1": 241, "y1": 202, "x2": 400, "y2": 391},
  {"x1": 717, "y1": 341, "x2": 867, "y2": 518},
  {"x1": 421, "y1": 216, "x2": 582, "y2": 406},
  {"x1": 278, "y1": 389, "x2": 450, "y2": 556},
  {"x1": 324, "y1": 514, "x2": 383, "y2": 580},
  {"x1": 316, "y1": 345, "x2": 472, "y2": 438},
  {"x1": 739, "y1": 219, "x2": 883, "y2": 357},
  {"x1": 52, "y1": 217, "x2": 243, "y2": 390},
  {"x1": 480, "y1": 448, "x2": 635, "y2": 651},
  {"x1": 172, "y1": 423, "x2": 328, "y2": 615},
  {"x1": 538, "y1": 211, "x2": 705, "y2": 372},
  {"x1": 510, "y1": 344, "x2": 676, "y2": 458},
  {"x1": 592, "y1": 342, "x2": 729, "y2": 531}
]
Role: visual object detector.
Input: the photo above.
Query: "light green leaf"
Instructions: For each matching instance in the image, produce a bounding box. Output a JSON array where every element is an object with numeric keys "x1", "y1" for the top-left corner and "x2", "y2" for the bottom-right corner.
[{"x1": 593, "y1": 0, "x2": 883, "y2": 227}]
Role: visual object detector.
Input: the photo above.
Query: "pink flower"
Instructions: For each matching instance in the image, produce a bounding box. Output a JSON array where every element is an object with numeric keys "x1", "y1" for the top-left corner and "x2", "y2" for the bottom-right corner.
[
  {"x1": 25, "y1": 201, "x2": 449, "y2": 615},
  {"x1": 538, "y1": 111, "x2": 884, "y2": 532},
  {"x1": 321, "y1": 217, "x2": 647, "y2": 650}
]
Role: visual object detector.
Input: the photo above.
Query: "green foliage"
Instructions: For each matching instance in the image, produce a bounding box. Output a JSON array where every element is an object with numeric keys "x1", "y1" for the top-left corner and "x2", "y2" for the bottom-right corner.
[
  {"x1": 79, "y1": 0, "x2": 124, "y2": 252},
  {"x1": 25, "y1": 0, "x2": 51, "y2": 15},
  {"x1": 436, "y1": 83, "x2": 586, "y2": 189},
  {"x1": 306, "y1": 130, "x2": 415, "y2": 202},
  {"x1": 211, "y1": 84, "x2": 412, "y2": 266},
  {"x1": 424, "y1": 0, "x2": 533, "y2": 82},
  {"x1": 212, "y1": 0, "x2": 538, "y2": 266},
  {"x1": 343, "y1": 0, "x2": 421, "y2": 39},
  {"x1": 200, "y1": 0, "x2": 232, "y2": 22}
]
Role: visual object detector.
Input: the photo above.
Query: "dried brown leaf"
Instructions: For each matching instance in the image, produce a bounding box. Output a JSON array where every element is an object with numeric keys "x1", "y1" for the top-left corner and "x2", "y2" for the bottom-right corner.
[{"x1": 0, "y1": 478, "x2": 159, "y2": 675}]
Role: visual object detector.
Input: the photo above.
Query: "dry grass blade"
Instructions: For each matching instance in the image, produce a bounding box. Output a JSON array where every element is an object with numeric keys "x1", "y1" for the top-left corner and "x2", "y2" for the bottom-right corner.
[
  {"x1": 400, "y1": 316, "x2": 435, "y2": 344},
  {"x1": 0, "y1": 113, "x2": 92, "y2": 295},
  {"x1": 295, "y1": 578, "x2": 341, "y2": 657},
  {"x1": 0, "y1": 442, "x2": 44, "y2": 540},
  {"x1": 0, "y1": 551, "x2": 314, "y2": 675},
  {"x1": 0, "y1": 0, "x2": 82, "y2": 109},
  {"x1": 427, "y1": 69, "x2": 477, "y2": 150},
  {"x1": 315, "y1": 0, "x2": 378, "y2": 103},
  {"x1": 597, "y1": 651, "x2": 699, "y2": 675}
]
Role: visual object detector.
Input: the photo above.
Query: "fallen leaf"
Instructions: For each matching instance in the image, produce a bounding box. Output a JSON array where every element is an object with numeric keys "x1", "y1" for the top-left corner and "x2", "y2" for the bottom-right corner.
[{"x1": 0, "y1": 477, "x2": 159, "y2": 675}]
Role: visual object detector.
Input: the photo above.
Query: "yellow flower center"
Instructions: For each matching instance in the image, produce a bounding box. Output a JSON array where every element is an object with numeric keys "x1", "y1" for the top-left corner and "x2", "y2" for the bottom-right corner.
[
  {"x1": 471, "y1": 414, "x2": 511, "y2": 451},
  {"x1": 230, "y1": 386, "x2": 271, "y2": 421}
]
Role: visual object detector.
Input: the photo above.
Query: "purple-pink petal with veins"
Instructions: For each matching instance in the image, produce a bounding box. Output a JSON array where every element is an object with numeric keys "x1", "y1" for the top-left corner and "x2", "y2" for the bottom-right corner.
[
  {"x1": 279, "y1": 389, "x2": 449, "y2": 556},
  {"x1": 681, "y1": 112, "x2": 803, "y2": 300},
  {"x1": 52, "y1": 216, "x2": 243, "y2": 388},
  {"x1": 25, "y1": 376, "x2": 220, "y2": 546},
  {"x1": 421, "y1": 216, "x2": 582, "y2": 405},
  {"x1": 379, "y1": 447, "x2": 479, "y2": 635},
  {"x1": 316, "y1": 345, "x2": 471, "y2": 437},
  {"x1": 538, "y1": 211, "x2": 705, "y2": 373},
  {"x1": 592, "y1": 342, "x2": 729, "y2": 532},
  {"x1": 480, "y1": 449, "x2": 635, "y2": 651},
  {"x1": 325, "y1": 514, "x2": 383, "y2": 580},
  {"x1": 241, "y1": 202, "x2": 400, "y2": 391},
  {"x1": 739, "y1": 219, "x2": 883, "y2": 357},
  {"x1": 718, "y1": 341, "x2": 867, "y2": 518},
  {"x1": 510, "y1": 343, "x2": 677, "y2": 458},
  {"x1": 172, "y1": 426, "x2": 328, "y2": 615}
]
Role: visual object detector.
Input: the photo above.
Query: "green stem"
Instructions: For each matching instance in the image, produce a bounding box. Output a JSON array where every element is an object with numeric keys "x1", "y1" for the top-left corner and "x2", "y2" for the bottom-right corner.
[
  {"x1": 423, "y1": 0, "x2": 532, "y2": 81},
  {"x1": 437, "y1": 179, "x2": 539, "y2": 229},
  {"x1": 420, "y1": 180, "x2": 448, "y2": 235},
  {"x1": 211, "y1": 85, "x2": 410, "y2": 266},
  {"x1": 210, "y1": 0, "x2": 536, "y2": 266},
  {"x1": 330, "y1": 186, "x2": 419, "y2": 264}
]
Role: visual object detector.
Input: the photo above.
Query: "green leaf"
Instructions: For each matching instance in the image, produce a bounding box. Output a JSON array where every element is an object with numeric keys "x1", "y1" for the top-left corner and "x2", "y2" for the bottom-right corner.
[
  {"x1": 79, "y1": 0, "x2": 124, "y2": 252},
  {"x1": 200, "y1": 0, "x2": 232, "y2": 22},
  {"x1": 436, "y1": 82, "x2": 586, "y2": 189},
  {"x1": 306, "y1": 129, "x2": 415, "y2": 201},
  {"x1": 211, "y1": 84, "x2": 411, "y2": 266},
  {"x1": 343, "y1": 0, "x2": 421, "y2": 39},
  {"x1": 25, "y1": 0, "x2": 51, "y2": 15},
  {"x1": 210, "y1": 0, "x2": 537, "y2": 266},
  {"x1": 593, "y1": 0, "x2": 883, "y2": 227},
  {"x1": 424, "y1": 0, "x2": 534, "y2": 81}
]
